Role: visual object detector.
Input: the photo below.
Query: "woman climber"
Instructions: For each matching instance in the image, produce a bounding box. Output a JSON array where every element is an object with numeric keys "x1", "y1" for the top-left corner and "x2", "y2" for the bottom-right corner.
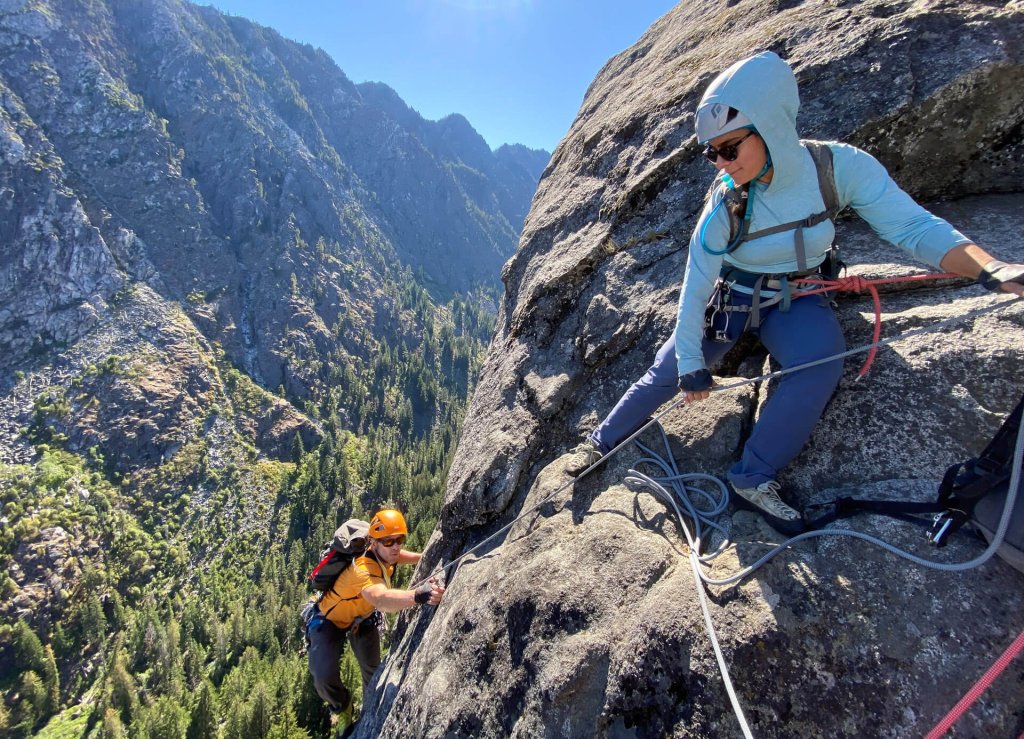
[{"x1": 568, "y1": 51, "x2": 1024, "y2": 535}]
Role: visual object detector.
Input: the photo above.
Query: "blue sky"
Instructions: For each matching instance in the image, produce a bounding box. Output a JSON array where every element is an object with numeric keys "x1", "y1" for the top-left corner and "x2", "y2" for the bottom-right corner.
[{"x1": 195, "y1": 1, "x2": 678, "y2": 153}]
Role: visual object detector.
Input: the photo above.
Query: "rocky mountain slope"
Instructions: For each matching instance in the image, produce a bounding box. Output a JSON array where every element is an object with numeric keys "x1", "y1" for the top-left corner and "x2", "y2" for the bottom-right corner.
[
  {"x1": 0, "y1": 0, "x2": 546, "y2": 389},
  {"x1": 367, "y1": 2, "x2": 1024, "y2": 737}
]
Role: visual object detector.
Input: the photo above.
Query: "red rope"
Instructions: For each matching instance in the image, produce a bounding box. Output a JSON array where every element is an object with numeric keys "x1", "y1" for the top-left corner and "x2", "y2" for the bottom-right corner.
[
  {"x1": 792, "y1": 273, "x2": 959, "y2": 378},
  {"x1": 923, "y1": 629, "x2": 1024, "y2": 739}
]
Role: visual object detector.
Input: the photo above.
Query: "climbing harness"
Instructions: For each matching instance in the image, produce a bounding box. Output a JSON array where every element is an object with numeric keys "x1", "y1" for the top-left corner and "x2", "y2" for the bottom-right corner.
[
  {"x1": 703, "y1": 269, "x2": 962, "y2": 375},
  {"x1": 703, "y1": 260, "x2": 841, "y2": 340}
]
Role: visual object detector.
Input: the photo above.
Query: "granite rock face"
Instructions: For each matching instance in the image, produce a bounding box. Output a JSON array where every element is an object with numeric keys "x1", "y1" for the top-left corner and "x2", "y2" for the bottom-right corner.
[{"x1": 363, "y1": 2, "x2": 1024, "y2": 737}]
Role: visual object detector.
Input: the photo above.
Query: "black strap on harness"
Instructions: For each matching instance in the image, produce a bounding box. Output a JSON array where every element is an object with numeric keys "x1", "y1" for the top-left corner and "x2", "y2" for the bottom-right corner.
[{"x1": 804, "y1": 390, "x2": 1024, "y2": 546}]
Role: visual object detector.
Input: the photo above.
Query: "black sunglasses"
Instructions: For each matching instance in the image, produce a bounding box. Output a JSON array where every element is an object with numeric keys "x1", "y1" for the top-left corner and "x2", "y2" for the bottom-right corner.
[
  {"x1": 377, "y1": 535, "x2": 406, "y2": 548},
  {"x1": 703, "y1": 130, "x2": 756, "y2": 163}
]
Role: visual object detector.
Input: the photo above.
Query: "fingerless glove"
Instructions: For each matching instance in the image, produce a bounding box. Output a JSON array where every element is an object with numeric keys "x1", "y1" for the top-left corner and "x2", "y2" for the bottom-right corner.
[
  {"x1": 977, "y1": 259, "x2": 1024, "y2": 292},
  {"x1": 413, "y1": 583, "x2": 433, "y2": 605},
  {"x1": 678, "y1": 368, "x2": 713, "y2": 392}
]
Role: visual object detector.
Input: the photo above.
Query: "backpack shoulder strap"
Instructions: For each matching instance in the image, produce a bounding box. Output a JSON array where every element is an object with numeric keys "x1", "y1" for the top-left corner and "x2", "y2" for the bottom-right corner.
[
  {"x1": 802, "y1": 140, "x2": 840, "y2": 219},
  {"x1": 364, "y1": 551, "x2": 393, "y2": 590},
  {"x1": 737, "y1": 141, "x2": 841, "y2": 270}
]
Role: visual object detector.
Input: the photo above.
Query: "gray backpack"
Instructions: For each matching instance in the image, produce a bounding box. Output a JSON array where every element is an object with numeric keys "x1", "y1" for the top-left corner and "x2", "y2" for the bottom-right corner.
[{"x1": 307, "y1": 519, "x2": 370, "y2": 592}]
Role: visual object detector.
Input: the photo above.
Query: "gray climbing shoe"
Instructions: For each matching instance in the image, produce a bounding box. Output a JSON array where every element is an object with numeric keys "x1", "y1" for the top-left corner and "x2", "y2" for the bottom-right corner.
[
  {"x1": 731, "y1": 479, "x2": 805, "y2": 536},
  {"x1": 564, "y1": 440, "x2": 603, "y2": 476}
]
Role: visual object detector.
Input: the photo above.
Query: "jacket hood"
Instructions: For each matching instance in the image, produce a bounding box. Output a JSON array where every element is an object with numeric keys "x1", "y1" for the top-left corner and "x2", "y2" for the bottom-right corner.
[{"x1": 696, "y1": 51, "x2": 803, "y2": 192}]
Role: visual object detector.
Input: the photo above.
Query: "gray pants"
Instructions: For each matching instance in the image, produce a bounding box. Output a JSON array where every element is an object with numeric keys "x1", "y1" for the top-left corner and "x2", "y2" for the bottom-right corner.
[{"x1": 307, "y1": 611, "x2": 381, "y2": 712}]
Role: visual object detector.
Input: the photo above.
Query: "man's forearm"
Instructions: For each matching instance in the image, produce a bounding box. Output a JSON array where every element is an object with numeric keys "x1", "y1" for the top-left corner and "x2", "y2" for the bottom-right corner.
[
  {"x1": 397, "y1": 549, "x2": 421, "y2": 565},
  {"x1": 366, "y1": 587, "x2": 418, "y2": 612}
]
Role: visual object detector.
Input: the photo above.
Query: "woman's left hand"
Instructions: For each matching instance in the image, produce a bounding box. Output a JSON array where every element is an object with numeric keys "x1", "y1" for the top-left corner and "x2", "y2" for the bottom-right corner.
[{"x1": 979, "y1": 260, "x2": 1024, "y2": 296}]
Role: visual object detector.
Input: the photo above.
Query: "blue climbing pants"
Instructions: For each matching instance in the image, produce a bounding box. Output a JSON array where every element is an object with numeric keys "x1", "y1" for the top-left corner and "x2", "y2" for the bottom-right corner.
[{"x1": 590, "y1": 291, "x2": 845, "y2": 487}]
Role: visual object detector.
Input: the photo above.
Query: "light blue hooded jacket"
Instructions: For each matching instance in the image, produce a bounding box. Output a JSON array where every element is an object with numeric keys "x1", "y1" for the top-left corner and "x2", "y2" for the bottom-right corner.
[{"x1": 674, "y1": 51, "x2": 971, "y2": 377}]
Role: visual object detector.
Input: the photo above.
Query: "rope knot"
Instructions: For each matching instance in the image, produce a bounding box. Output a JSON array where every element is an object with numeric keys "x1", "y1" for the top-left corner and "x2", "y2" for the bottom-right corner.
[{"x1": 834, "y1": 275, "x2": 873, "y2": 293}]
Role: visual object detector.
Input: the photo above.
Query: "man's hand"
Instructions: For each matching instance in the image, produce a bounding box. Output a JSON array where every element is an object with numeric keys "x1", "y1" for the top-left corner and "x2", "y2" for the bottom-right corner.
[
  {"x1": 678, "y1": 369, "x2": 713, "y2": 403},
  {"x1": 413, "y1": 577, "x2": 445, "y2": 606}
]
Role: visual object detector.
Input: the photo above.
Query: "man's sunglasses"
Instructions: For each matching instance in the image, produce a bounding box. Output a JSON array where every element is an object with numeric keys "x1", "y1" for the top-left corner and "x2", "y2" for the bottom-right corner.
[
  {"x1": 377, "y1": 535, "x2": 406, "y2": 548},
  {"x1": 703, "y1": 129, "x2": 756, "y2": 163}
]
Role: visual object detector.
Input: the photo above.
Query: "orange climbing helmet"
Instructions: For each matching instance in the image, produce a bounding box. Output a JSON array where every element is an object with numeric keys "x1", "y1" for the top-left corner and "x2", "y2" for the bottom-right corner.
[{"x1": 368, "y1": 509, "x2": 407, "y2": 539}]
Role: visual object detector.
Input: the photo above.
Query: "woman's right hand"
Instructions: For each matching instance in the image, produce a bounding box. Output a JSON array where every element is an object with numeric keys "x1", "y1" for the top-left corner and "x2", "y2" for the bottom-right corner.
[{"x1": 678, "y1": 369, "x2": 713, "y2": 402}]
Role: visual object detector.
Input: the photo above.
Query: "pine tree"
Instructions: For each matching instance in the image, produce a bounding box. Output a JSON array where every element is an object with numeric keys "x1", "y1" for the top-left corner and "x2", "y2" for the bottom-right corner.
[
  {"x1": 186, "y1": 681, "x2": 219, "y2": 739},
  {"x1": 107, "y1": 651, "x2": 138, "y2": 726},
  {"x1": 9, "y1": 621, "x2": 45, "y2": 680},
  {"x1": 291, "y1": 433, "x2": 306, "y2": 463},
  {"x1": 18, "y1": 671, "x2": 44, "y2": 723},
  {"x1": 294, "y1": 670, "x2": 330, "y2": 737},
  {"x1": 160, "y1": 619, "x2": 186, "y2": 699},
  {"x1": 247, "y1": 683, "x2": 274, "y2": 738},
  {"x1": 51, "y1": 622, "x2": 71, "y2": 655},
  {"x1": 183, "y1": 637, "x2": 207, "y2": 690},
  {"x1": 212, "y1": 620, "x2": 229, "y2": 680},
  {"x1": 228, "y1": 603, "x2": 245, "y2": 661},
  {"x1": 78, "y1": 591, "x2": 107, "y2": 649},
  {"x1": 100, "y1": 706, "x2": 126, "y2": 739},
  {"x1": 42, "y1": 644, "x2": 60, "y2": 715},
  {"x1": 222, "y1": 698, "x2": 247, "y2": 739},
  {"x1": 268, "y1": 700, "x2": 310, "y2": 739},
  {"x1": 138, "y1": 696, "x2": 188, "y2": 739},
  {"x1": 108, "y1": 590, "x2": 126, "y2": 630}
]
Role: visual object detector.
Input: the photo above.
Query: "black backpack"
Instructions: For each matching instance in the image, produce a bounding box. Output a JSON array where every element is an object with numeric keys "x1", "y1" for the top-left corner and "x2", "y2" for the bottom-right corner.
[
  {"x1": 308, "y1": 519, "x2": 370, "y2": 593},
  {"x1": 932, "y1": 392, "x2": 1024, "y2": 572},
  {"x1": 806, "y1": 391, "x2": 1024, "y2": 573}
]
